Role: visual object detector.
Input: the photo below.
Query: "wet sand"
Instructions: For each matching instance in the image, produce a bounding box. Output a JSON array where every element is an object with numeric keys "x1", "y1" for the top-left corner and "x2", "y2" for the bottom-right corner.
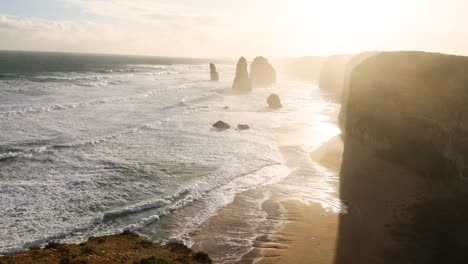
[
  {"x1": 256, "y1": 136, "x2": 343, "y2": 264},
  {"x1": 256, "y1": 200, "x2": 339, "y2": 264}
]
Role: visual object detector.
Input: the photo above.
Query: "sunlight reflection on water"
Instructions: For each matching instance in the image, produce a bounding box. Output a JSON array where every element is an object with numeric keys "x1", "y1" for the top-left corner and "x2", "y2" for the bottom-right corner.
[{"x1": 276, "y1": 146, "x2": 347, "y2": 214}]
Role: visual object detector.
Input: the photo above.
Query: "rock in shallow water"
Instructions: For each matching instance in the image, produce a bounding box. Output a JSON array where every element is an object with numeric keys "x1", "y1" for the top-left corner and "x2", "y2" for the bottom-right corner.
[
  {"x1": 212, "y1": 120, "x2": 230, "y2": 129},
  {"x1": 267, "y1": 94, "x2": 283, "y2": 108},
  {"x1": 237, "y1": 124, "x2": 250, "y2": 130}
]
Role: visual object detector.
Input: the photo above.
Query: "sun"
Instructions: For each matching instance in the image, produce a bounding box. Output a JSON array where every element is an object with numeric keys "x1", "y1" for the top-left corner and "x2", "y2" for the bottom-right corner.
[{"x1": 283, "y1": 0, "x2": 411, "y2": 55}]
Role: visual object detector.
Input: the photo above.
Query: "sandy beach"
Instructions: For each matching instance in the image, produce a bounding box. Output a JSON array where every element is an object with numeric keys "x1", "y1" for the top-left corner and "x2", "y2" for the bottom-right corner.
[
  {"x1": 255, "y1": 136, "x2": 343, "y2": 264},
  {"x1": 191, "y1": 139, "x2": 343, "y2": 264},
  {"x1": 192, "y1": 105, "x2": 344, "y2": 264}
]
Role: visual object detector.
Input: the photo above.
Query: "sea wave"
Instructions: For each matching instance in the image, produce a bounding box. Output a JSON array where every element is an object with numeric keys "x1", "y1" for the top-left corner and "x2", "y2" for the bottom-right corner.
[
  {"x1": 0, "y1": 73, "x2": 22, "y2": 79},
  {"x1": 0, "y1": 88, "x2": 184, "y2": 118},
  {"x1": 0, "y1": 187, "x2": 193, "y2": 254},
  {"x1": 0, "y1": 94, "x2": 215, "y2": 161},
  {"x1": 0, "y1": 146, "x2": 48, "y2": 161},
  {"x1": 103, "y1": 189, "x2": 189, "y2": 221},
  {"x1": 1, "y1": 163, "x2": 287, "y2": 254}
]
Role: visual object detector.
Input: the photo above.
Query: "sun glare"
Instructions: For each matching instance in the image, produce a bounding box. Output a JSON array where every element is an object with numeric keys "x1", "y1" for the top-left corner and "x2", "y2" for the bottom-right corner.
[{"x1": 285, "y1": 0, "x2": 414, "y2": 55}]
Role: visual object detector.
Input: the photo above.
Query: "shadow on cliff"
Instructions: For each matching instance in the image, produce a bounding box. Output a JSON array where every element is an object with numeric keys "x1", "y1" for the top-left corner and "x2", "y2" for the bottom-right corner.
[
  {"x1": 335, "y1": 135, "x2": 468, "y2": 264},
  {"x1": 334, "y1": 51, "x2": 468, "y2": 264}
]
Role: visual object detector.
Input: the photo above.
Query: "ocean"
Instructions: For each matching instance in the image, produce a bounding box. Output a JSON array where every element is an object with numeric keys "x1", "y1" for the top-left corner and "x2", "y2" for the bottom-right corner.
[{"x1": 0, "y1": 51, "x2": 340, "y2": 255}]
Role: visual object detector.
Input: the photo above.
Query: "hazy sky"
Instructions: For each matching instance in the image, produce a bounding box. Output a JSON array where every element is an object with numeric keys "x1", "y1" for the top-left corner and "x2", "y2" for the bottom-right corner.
[{"x1": 1, "y1": 0, "x2": 467, "y2": 58}]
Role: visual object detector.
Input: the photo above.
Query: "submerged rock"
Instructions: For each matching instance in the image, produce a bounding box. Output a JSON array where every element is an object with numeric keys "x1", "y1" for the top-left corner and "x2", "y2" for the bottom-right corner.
[
  {"x1": 210, "y1": 63, "x2": 219, "y2": 81},
  {"x1": 250, "y1": 56, "x2": 276, "y2": 88},
  {"x1": 267, "y1": 94, "x2": 282, "y2": 108},
  {"x1": 212, "y1": 120, "x2": 230, "y2": 129},
  {"x1": 237, "y1": 124, "x2": 250, "y2": 130},
  {"x1": 233, "y1": 57, "x2": 252, "y2": 92}
]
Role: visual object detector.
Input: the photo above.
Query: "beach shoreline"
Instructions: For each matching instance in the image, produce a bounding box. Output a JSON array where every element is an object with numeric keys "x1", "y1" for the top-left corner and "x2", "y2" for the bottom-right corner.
[
  {"x1": 253, "y1": 135, "x2": 343, "y2": 264},
  {"x1": 191, "y1": 103, "x2": 344, "y2": 264}
]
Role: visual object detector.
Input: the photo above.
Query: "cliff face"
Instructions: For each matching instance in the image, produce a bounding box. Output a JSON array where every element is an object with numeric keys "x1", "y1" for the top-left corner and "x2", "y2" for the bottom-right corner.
[
  {"x1": 337, "y1": 52, "x2": 380, "y2": 129},
  {"x1": 342, "y1": 51, "x2": 468, "y2": 178},
  {"x1": 318, "y1": 54, "x2": 354, "y2": 101}
]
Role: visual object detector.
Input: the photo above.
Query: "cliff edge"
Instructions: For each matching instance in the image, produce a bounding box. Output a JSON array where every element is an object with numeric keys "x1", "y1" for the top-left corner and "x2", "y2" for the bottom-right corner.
[{"x1": 342, "y1": 51, "x2": 468, "y2": 178}]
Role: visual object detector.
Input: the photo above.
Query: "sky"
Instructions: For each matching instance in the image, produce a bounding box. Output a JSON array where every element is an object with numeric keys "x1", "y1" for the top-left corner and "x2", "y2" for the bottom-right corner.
[{"x1": 0, "y1": 0, "x2": 467, "y2": 58}]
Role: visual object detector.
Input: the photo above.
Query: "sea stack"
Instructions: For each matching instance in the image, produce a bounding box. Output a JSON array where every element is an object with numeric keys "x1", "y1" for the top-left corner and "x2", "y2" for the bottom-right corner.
[
  {"x1": 210, "y1": 63, "x2": 219, "y2": 81},
  {"x1": 233, "y1": 57, "x2": 252, "y2": 92},
  {"x1": 267, "y1": 94, "x2": 282, "y2": 108},
  {"x1": 250, "y1": 56, "x2": 276, "y2": 88}
]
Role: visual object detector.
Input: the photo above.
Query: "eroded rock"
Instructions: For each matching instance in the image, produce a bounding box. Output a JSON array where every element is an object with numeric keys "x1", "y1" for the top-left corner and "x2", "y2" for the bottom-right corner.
[
  {"x1": 212, "y1": 120, "x2": 230, "y2": 129},
  {"x1": 233, "y1": 57, "x2": 252, "y2": 92},
  {"x1": 237, "y1": 124, "x2": 250, "y2": 130},
  {"x1": 250, "y1": 56, "x2": 276, "y2": 88},
  {"x1": 267, "y1": 94, "x2": 283, "y2": 108},
  {"x1": 210, "y1": 63, "x2": 219, "y2": 81}
]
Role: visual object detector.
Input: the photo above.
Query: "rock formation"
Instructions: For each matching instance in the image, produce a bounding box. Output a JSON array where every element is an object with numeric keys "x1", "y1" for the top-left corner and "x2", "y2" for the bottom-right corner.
[
  {"x1": 209, "y1": 63, "x2": 219, "y2": 81},
  {"x1": 342, "y1": 51, "x2": 468, "y2": 178},
  {"x1": 237, "y1": 124, "x2": 250, "y2": 130},
  {"x1": 267, "y1": 94, "x2": 282, "y2": 108},
  {"x1": 250, "y1": 56, "x2": 276, "y2": 88},
  {"x1": 212, "y1": 120, "x2": 230, "y2": 129},
  {"x1": 232, "y1": 57, "x2": 252, "y2": 92}
]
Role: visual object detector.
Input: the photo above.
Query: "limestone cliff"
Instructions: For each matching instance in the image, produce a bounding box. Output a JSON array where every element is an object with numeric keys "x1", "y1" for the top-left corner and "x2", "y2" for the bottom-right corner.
[
  {"x1": 337, "y1": 51, "x2": 380, "y2": 129},
  {"x1": 342, "y1": 51, "x2": 468, "y2": 178},
  {"x1": 318, "y1": 54, "x2": 354, "y2": 101}
]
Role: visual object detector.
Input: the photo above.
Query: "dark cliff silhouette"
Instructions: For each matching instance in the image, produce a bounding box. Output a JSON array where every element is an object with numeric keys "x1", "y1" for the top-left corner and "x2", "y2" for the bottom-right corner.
[
  {"x1": 343, "y1": 51, "x2": 468, "y2": 179},
  {"x1": 336, "y1": 51, "x2": 468, "y2": 264}
]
